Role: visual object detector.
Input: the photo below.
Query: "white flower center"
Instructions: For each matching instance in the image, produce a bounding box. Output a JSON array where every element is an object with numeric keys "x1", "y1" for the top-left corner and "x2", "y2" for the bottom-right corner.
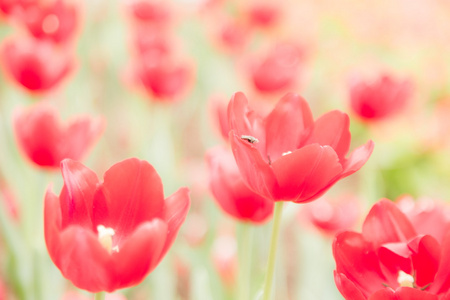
[
  {"x1": 97, "y1": 225, "x2": 119, "y2": 254},
  {"x1": 397, "y1": 270, "x2": 414, "y2": 288}
]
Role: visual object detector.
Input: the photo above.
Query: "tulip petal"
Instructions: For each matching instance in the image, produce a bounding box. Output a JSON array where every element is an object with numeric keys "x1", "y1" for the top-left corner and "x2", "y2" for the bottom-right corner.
[
  {"x1": 93, "y1": 158, "x2": 165, "y2": 244},
  {"x1": 265, "y1": 93, "x2": 313, "y2": 161},
  {"x1": 304, "y1": 110, "x2": 351, "y2": 161},
  {"x1": 160, "y1": 187, "x2": 190, "y2": 259},
  {"x1": 206, "y1": 146, "x2": 273, "y2": 223},
  {"x1": 341, "y1": 140, "x2": 374, "y2": 177},
  {"x1": 111, "y1": 220, "x2": 167, "y2": 292},
  {"x1": 369, "y1": 287, "x2": 438, "y2": 300},
  {"x1": 428, "y1": 232, "x2": 450, "y2": 295},
  {"x1": 13, "y1": 105, "x2": 61, "y2": 166},
  {"x1": 271, "y1": 144, "x2": 342, "y2": 203},
  {"x1": 407, "y1": 235, "x2": 440, "y2": 288},
  {"x1": 55, "y1": 225, "x2": 112, "y2": 293},
  {"x1": 333, "y1": 271, "x2": 366, "y2": 300},
  {"x1": 44, "y1": 188, "x2": 63, "y2": 265},
  {"x1": 60, "y1": 159, "x2": 99, "y2": 228},
  {"x1": 230, "y1": 131, "x2": 277, "y2": 200},
  {"x1": 64, "y1": 116, "x2": 105, "y2": 161},
  {"x1": 227, "y1": 92, "x2": 266, "y2": 154},
  {"x1": 362, "y1": 199, "x2": 416, "y2": 247},
  {"x1": 333, "y1": 231, "x2": 389, "y2": 298}
]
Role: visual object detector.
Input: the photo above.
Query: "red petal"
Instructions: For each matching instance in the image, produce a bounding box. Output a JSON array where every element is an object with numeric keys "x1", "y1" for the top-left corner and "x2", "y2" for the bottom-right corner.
[
  {"x1": 368, "y1": 288, "x2": 396, "y2": 300},
  {"x1": 55, "y1": 225, "x2": 113, "y2": 293},
  {"x1": 110, "y1": 220, "x2": 167, "y2": 292},
  {"x1": 13, "y1": 105, "x2": 62, "y2": 167},
  {"x1": 265, "y1": 93, "x2": 313, "y2": 161},
  {"x1": 362, "y1": 199, "x2": 416, "y2": 247},
  {"x1": 206, "y1": 146, "x2": 273, "y2": 223},
  {"x1": 304, "y1": 110, "x2": 350, "y2": 161},
  {"x1": 44, "y1": 188, "x2": 63, "y2": 265},
  {"x1": 378, "y1": 242, "x2": 413, "y2": 281},
  {"x1": 428, "y1": 232, "x2": 450, "y2": 295},
  {"x1": 408, "y1": 235, "x2": 440, "y2": 288},
  {"x1": 395, "y1": 287, "x2": 437, "y2": 300},
  {"x1": 334, "y1": 271, "x2": 366, "y2": 300},
  {"x1": 271, "y1": 144, "x2": 342, "y2": 203},
  {"x1": 230, "y1": 132, "x2": 277, "y2": 200},
  {"x1": 341, "y1": 140, "x2": 374, "y2": 177},
  {"x1": 60, "y1": 159, "x2": 99, "y2": 228},
  {"x1": 159, "y1": 187, "x2": 191, "y2": 261},
  {"x1": 93, "y1": 158, "x2": 165, "y2": 245},
  {"x1": 333, "y1": 231, "x2": 389, "y2": 297},
  {"x1": 64, "y1": 116, "x2": 105, "y2": 161},
  {"x1": 227, "y1": 92, "x2": 266, "y2": 155}
]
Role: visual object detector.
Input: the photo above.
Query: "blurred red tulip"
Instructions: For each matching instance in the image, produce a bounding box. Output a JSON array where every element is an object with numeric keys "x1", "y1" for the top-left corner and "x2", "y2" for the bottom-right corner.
[
  {"x1": 217, "y1": 18, "x2": 250, "y2": 53},
  {"x1": 0, "y1": 36, "x2": 74, "y2": 93},
  {"x1": 396, "y1": 195, "x2": 450, "y2": 243},
  {"x1": 0, "y1": 0, "x2": 36, "y2": 19},
  {"x1": 349, "y1": 73, "x2": 413, "y2": 121},
  {"x1": 206, "y1": 146, "x2": 273, "y2": 224},
  {"x1": 334, "y1": 199, "x2": 450, "y2": 299},
  {"x1": 300, "y1": 195, "x2": 359, "y2": 236},
  {"x1": 126, "y1": 0, "x2": 172, "y2": 26},
  {"x1": 13, "y1": 103, "x2": 105, "y2": 168},
  {"x1": 245, "y1": 2, "x2": 280, "y2": 29},
  {"x1": 23, "y1": 0, "x2": 80, "y2": 44},
  {"x1": 135, "y1": 56, "x2": 193, "y2": 101},
  {"x1": 44, "y1": 158, "x2": 191, "y2": 292},
  {"x1": 249, "y1": 43, "x2": 304, "y2": 94},
  {"x1": 228, "y1": 92, "x2": 374, "y2": 203}
]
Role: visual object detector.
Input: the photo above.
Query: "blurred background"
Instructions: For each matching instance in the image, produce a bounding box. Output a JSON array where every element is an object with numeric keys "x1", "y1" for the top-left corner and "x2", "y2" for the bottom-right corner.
[{"x1": 0, "y1": 0, "x2": 450, "y2": 299}]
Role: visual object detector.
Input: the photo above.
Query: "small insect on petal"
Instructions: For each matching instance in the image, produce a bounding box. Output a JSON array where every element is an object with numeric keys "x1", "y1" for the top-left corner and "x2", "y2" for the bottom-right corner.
[{"x1": 241, "y1": 135, "x2": 259, "y2": 144}]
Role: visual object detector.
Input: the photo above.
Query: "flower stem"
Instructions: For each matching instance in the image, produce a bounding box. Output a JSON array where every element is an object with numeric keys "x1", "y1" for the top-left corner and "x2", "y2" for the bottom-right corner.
[
  {"x1": 262, "y1": 201, "x2": 284, "y2": 300},
  {"x1": 94, "y1": 292, "x2": 106, "y2": 300},
  {"x1": 238, "y1": 223, "x2": 253, "y2": 300}
]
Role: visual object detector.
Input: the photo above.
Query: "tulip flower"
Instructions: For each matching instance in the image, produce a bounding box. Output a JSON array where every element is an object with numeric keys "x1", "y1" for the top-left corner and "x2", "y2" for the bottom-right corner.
[
  {"x1": 349, "y1": 73, "x2": 413, "y2": 121},
  {"x1": 228, "y1": 92, "x2": 374, "y2": 203},
  {"x1": 249, "y1": 43, "x2": 304, "y2": 93},
  {"x1": 24, "y1": 0, "x2": 80, "y2": 44},
  {"x1": 300, "y1": 195, "x2": 359, "y2": 236},
  {"x1": 13, "y1": 103, "x2": 105, "y2": 168},
  {"x1": 44, "y1": 158, "x2": 191, "y2": 292},
  {"x1": 333, "y1": 199, "x2": 450, "y2": 299},
  {"x1": 0, "y1": 36, "x2": 74, "y2": 93},
  {"x1": 206, "y1": 146, "x2": 273, "y2": 224}
]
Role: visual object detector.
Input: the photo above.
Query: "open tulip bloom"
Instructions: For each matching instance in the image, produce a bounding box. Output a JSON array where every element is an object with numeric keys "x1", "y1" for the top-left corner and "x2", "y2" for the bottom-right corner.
[
  {"x1": 228, "y1": 92, "x2": 374, "y2": 203},
  {"x1": 334, "y1": 199, "x2": 450, "y2": 299},
  {"x1": 44, "y1": 158, "x2": 190, "y2": 293}
]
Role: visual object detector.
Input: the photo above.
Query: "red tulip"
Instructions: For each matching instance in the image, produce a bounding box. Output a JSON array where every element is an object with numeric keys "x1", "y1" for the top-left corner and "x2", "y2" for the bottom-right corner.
[
  {"x1": 13, "y1": 103, "x2": 105, "y2": 168},
  {"x1": 300, "y1": 195, "x2": 359, "y2": 236},
  {"x1": 249, "y1": 43, "x2": 304, "y2": 93},
  {"x1": 206, "y1": 146, "x2": 273, "y2": 224},
  {"x1": 23, "y1": 0, "x2": 80, "y2": 44},
  {"x1": 44, "y1": 158, "x2": 191, "y2": 292},
  {"x1": 0, "y1": 36, "x2": 74, "y2": 93},
  {"x1": 349, "y1": 73, "x2": 413, "y2": 121},
  {"x1": 333, "y1": 199, "x2": 450, "y2": 299},
  {"x1": 0, "y1": 0, "x2": 36, "y2": 19},
  {"x1": 135, "y1": 56, "x2": 193, "y2": 101},
  {"x1": 228, "y1": 92, "x2": 374, "y2": 203},
  {"x1": 245, "y1": 2, "x2": 280, "y2": 29},
  {"x1": 126, "y1": 0, "x2": 172, "y2": 26}
]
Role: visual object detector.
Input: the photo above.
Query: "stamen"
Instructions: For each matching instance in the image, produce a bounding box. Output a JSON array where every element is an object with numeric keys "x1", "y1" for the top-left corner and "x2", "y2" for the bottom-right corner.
[
  {"x1": 397, "y1": 270, "x2": 414, "y2": 288},
  {"x1": 97, "y1": 225, "x2": 118, "y2": 254}
]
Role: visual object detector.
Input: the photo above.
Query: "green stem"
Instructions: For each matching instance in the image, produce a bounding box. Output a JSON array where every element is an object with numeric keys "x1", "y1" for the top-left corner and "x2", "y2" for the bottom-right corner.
[
  {"x1": 262, "y1": 201, "x2": 284, "y2": 300},
  {"x1": 238, "y1": 223, "x2": 253, "y2": 300},
  {"x1": 94, "y1": 292, "x2": 106, "y2": 300}
]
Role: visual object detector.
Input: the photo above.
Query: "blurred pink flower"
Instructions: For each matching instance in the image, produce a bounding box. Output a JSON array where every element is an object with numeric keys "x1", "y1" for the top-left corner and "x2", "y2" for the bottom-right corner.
[
  {"x1": 349, "y1": 73, "x2": 413, "y2": 122},
  {"x1": 24, "y1": 0, "x2": 81, "y2": 44},
  {"x1": 0, "y1": 36, "x2": 74, "y2": 93},
  {"x1": 300, "y1": 195, "x2": 360, "y2": 237},
  {"x1": 13, "y1": 103, "x2": 105, "y2": 168}
]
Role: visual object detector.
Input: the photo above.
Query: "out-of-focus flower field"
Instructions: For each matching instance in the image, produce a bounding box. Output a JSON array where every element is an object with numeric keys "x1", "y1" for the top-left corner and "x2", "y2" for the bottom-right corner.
[{"x1": 1, "y1": 0, "x2": 450, "y2": 299}]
